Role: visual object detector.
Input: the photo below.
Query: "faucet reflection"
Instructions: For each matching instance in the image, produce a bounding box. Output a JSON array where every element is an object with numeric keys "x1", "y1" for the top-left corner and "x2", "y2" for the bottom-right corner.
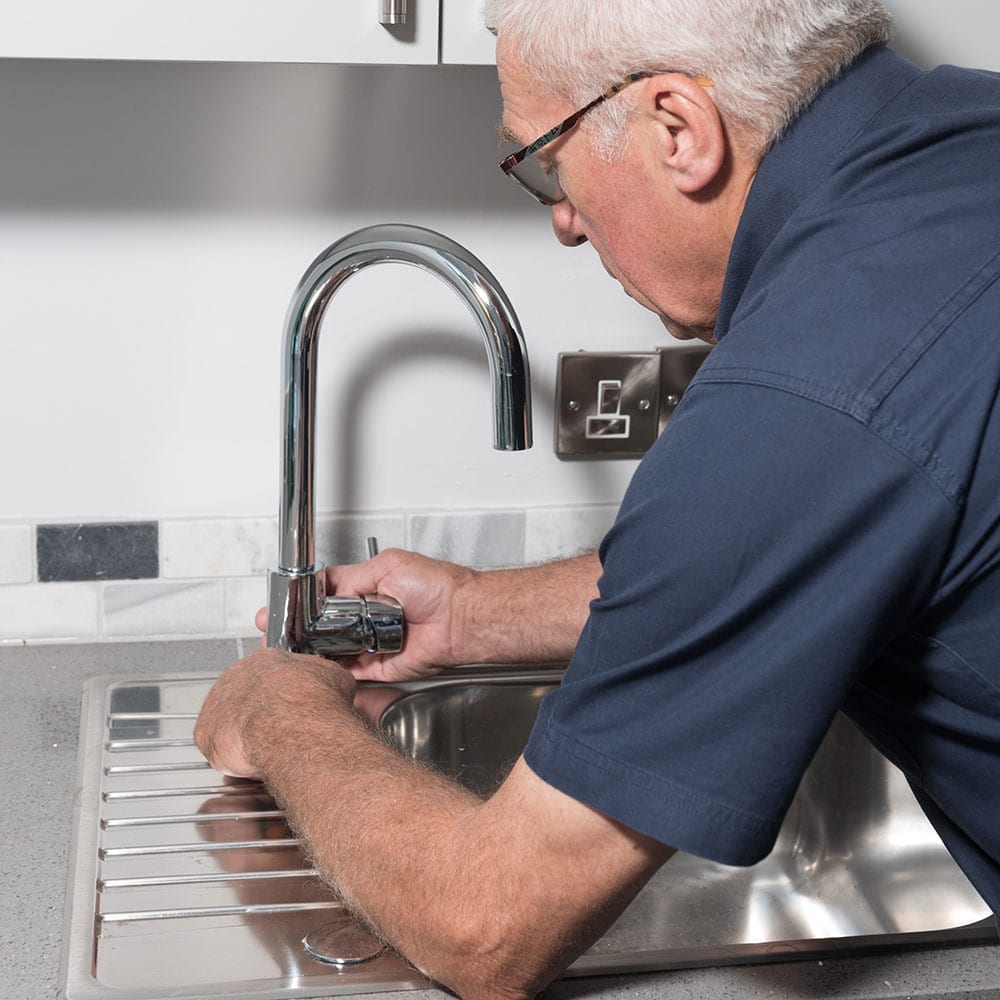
[{"x1": 266, "y1": 224, "x2": 532, "y2": 657}]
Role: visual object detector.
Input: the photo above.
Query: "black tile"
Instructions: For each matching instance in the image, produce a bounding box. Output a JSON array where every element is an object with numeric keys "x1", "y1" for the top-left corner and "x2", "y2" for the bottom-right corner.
[{"x1": 37, "y1": 522, "x2": 159, "y2": 582}]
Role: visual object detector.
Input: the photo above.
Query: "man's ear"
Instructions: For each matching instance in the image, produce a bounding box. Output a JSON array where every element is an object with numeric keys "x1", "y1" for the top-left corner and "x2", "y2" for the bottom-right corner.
[{"x1": 638, "y1": 74, "x2": 726, "y2": 194}]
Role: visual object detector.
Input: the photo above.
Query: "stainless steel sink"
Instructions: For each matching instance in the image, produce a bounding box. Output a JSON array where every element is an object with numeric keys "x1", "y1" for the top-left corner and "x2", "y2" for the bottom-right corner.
[{"x1": 61, "y1": 668, "x2": 995, "y2": 999}]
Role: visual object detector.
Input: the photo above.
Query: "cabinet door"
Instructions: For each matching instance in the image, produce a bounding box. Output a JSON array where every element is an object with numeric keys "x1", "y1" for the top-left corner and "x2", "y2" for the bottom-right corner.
[
  {"x1": 0, "y1": 1, "x2": 440, "y2": 64},
  {"x1": 440, "y1": 2, "x2": 497, "y2": 65},
  {"x1": 884, "y1": 0, "x2": 1000, "y2": 71}
]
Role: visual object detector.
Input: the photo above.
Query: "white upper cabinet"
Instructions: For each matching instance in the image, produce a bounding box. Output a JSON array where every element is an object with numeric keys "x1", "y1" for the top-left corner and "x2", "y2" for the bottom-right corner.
[
  {"x1": 4, "y1": 1, "x2": 1000, "y2": 70},
  {"x1": 440, "y1": 3, "x2": 497, "y2": 65},
  {"x1": 0, "y1": 1, "x2": 446, "y2": 64},
  {"x1": 884, "y1": 0, "x2": 1000, "y2": 72}
]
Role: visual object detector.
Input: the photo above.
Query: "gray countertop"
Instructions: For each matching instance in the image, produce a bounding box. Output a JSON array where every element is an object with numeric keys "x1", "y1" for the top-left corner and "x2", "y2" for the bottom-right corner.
[{"x1": 2, "y1": 639, "x2": 997, "y2": 1000}]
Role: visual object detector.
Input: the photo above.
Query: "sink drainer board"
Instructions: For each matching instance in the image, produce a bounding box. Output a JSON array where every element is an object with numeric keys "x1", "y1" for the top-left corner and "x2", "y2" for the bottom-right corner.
[{"x1": 61, "y1": 671, "x2": 995, "y2": 999}]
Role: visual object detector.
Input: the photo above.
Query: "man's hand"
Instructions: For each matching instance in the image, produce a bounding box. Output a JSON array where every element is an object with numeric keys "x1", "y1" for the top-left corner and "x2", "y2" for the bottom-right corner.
[
  {"x1": 194, "y1": 648, "x2": 356, "y2": 778},
  {"x1": 252, "y1": 550, "x2": 476, "y2": 683},
  {"x1": 253, "y1": 549, "x2": 602, "y2": 683},
  {"x1": 326, "y1": 549, "x2": 479, "y2": 681}
]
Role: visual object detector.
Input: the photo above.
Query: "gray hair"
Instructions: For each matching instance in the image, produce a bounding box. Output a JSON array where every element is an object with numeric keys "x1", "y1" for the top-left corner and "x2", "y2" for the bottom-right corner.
[{"x1": 483, "y1": 0, "x2": 893, "y2": 156}]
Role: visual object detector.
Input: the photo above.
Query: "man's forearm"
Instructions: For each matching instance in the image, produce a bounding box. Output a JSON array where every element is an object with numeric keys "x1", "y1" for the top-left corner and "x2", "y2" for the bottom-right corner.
[
  {"x1": 251, "y1": 699, "x2": 489, "y2": 990},
  {"x1": 457, "y1": 552, "x2": 601, "y2": 665},
  {"x1": 247, "y1": 683, "x2": 654, "y2": 1000}
]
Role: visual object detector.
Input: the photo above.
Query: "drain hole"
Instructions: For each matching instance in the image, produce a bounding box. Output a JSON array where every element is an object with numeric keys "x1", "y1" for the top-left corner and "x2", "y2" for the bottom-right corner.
[{"x1": 302, "y1": 917, "x2": 386, "y2": 966}]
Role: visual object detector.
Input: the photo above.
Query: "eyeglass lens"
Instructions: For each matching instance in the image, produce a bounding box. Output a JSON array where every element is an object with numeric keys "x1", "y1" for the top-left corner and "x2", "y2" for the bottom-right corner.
[{"x1": 499, "y1": 141, "x2": 564, "y2": 206}]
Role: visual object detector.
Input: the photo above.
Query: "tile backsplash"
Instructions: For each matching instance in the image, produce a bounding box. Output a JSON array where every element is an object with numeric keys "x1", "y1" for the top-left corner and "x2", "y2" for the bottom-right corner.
[{"x1": 0, "y1": 505, "x2": 618, "y2": 644}]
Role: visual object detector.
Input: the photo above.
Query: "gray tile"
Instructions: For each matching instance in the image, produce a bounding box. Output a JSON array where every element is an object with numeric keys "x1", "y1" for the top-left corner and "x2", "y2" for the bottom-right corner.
[
  {"x1": 525, "y1": 505, "x2": 619, "y2": 562},
  {"x1": 0, "y1": 582, "x2": 99, "y2": 642},
  {"x1": 0, "y1": 524, "x2": 33, "y2": 584},
  {"x1": 161, "y1": 517, "x2": 275, "y2": 578},
  {"x1": 315, "y1": 513, "x2": 406, "y2": 566},
  {"x1": 408, "y1": 510, "x2": 526, "y2": 568},
  {"x1": 37, "y1": 522, "x2": 158, "y2": 582},
  {"x1": 103, "y1": 581, "x2": 223, "y2": 637},
  {"x1": 224, "y1": 576, "x2": 267, "y2": 635}
]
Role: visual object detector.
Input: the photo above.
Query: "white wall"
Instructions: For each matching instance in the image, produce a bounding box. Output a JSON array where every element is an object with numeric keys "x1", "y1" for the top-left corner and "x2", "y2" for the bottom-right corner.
[{"x1": 0, "y1": 60, "x2": 659, "y2": 524}]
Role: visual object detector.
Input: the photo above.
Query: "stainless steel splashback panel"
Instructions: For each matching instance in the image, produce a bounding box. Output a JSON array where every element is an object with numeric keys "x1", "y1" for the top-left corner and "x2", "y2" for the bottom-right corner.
[{"x1": 61, "y1": 672, "x2": 995, "y2": 999}]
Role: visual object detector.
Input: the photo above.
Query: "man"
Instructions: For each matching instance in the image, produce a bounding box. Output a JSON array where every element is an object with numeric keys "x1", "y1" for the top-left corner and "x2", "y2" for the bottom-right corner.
[{"x1": 195, "y1": 1, "x2": 1000, "y2": 997}]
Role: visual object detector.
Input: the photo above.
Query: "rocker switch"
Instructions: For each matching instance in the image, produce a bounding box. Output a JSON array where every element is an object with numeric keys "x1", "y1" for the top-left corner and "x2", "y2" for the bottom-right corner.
[{"x1": 586, "y1": 380, "x2": 630, "y2": 438}]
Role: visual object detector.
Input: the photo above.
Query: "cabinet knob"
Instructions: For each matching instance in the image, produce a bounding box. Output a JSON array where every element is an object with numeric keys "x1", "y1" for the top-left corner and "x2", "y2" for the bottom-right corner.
[{"x1": 379, "y1": 0, "x2": 407, "y2": 25}]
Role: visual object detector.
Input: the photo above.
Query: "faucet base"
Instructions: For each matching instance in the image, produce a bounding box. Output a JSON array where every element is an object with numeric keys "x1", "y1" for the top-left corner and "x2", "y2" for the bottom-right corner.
[{"x1": 267, "y1": 568, "x2": 404, "y2": 657}]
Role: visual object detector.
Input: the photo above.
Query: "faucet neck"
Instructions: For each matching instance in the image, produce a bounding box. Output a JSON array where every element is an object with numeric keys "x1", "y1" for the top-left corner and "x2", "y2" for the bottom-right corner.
[{"x1": 276, "y1": 223, "x2": 532, "y2": 574}]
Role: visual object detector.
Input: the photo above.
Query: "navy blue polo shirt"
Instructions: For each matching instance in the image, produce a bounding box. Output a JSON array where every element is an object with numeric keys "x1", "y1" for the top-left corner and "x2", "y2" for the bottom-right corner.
[{"x1": 524, "y1": 46, "x2": 1000, "y2": 912}]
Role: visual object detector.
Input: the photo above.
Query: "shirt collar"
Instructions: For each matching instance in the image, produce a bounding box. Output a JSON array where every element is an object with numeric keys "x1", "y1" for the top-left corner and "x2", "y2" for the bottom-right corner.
[{"x1": 714, "y1": 45, "x2": 923, "y2": 340}]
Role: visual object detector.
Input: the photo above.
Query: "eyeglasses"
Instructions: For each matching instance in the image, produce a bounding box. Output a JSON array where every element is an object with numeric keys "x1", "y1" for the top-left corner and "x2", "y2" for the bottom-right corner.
[{"x1": 498, "y1": 70, "x2": 715, "y2": 206}]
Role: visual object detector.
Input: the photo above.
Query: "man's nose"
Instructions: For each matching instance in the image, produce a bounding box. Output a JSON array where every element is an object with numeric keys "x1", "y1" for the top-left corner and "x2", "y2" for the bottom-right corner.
[{"x1": 551, "y1": 199, "x2": 588, "y2": 247}]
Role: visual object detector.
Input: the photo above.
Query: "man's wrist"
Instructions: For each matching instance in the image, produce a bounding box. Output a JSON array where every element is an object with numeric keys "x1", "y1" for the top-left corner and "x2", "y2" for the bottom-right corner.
[
  {"x1": 450, "y1": 555, "x2": 598, "y2": 665},
  {"x1": 241, "y1": 671, "x2": 357, "y2": 776}
]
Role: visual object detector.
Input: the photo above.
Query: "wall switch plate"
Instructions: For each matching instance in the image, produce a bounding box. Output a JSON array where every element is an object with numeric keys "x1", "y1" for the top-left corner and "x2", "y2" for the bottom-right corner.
[
  {"x1": 656, "y1": 343, "x2": 713, "y2": 435},
  {"x1": 555, "y1": 345, "x2": 711, "y2": 459}
]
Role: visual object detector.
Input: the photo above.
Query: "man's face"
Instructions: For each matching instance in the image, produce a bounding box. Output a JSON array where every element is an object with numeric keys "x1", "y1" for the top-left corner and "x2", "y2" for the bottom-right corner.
[{"x1": 497, "y1": 44, "x2": 729, "y2": 343}]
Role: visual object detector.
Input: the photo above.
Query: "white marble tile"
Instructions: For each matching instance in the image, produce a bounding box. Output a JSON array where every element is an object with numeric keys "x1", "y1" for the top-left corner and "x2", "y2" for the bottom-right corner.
[
  {"x1": 103, "y1": 581, "x2": 224, "y2": 637},
  {"x1": 0, "y1": 525, "x2": 33, "y2": 584},
  {"x1": 0, "y1": 583, "x2": 98, "y2": 641},
  {"x1": 408, "y1": 510, "x2": 526, "y2": 568},
  {"x1": 524, "y1": 505, "x2": 619, "y2": 563},
  {"x1": 315, "y1": 513, "x2": 406, "y2": 566},
  {"x1": 224, "y1": 576, "x2": 267, "y2": 636},
  {"x1": 161, "y1": 518, "x2": 276, "y2": 579}
]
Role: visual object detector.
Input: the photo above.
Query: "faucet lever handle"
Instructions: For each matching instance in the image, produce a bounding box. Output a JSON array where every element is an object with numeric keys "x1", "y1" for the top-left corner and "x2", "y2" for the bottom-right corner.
[
  {"x1": 315, "y1": 593, "x2": 404, "y2": 655},
  {"x1": 360, "y1": 593, "x2": 404, "y2": 653}
]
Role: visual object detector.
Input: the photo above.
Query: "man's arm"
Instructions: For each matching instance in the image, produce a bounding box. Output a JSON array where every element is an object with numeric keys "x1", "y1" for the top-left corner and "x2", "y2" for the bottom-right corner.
[
  {"x1": 195, "y1": 649, "x2": 672, "y2": 1000},
  {"x1": 322, "y1": 549, "x2": 602, "y2": 681}
]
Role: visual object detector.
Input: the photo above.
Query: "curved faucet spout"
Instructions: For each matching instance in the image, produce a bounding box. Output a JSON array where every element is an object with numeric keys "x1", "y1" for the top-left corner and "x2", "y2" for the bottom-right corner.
[{"x1": 268, "y1": 223, "x2": 533, "y2": 655}]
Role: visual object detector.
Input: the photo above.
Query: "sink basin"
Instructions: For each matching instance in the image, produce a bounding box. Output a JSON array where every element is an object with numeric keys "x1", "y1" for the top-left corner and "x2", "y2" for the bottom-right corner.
[{"x1": 61, "y1": 668, "x2": 995, "y2": 998}]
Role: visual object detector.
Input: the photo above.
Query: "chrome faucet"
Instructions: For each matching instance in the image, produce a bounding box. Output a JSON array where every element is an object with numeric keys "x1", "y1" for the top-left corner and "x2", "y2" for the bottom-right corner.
[{"x1": 267, "y1": 223, "x2": 533, "y2": 657}]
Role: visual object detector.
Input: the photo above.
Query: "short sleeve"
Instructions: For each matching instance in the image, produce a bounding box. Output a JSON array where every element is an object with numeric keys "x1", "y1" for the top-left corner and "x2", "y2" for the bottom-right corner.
[{"x1": 524, "y1": 381, "x2": 957, "y2": 865}]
